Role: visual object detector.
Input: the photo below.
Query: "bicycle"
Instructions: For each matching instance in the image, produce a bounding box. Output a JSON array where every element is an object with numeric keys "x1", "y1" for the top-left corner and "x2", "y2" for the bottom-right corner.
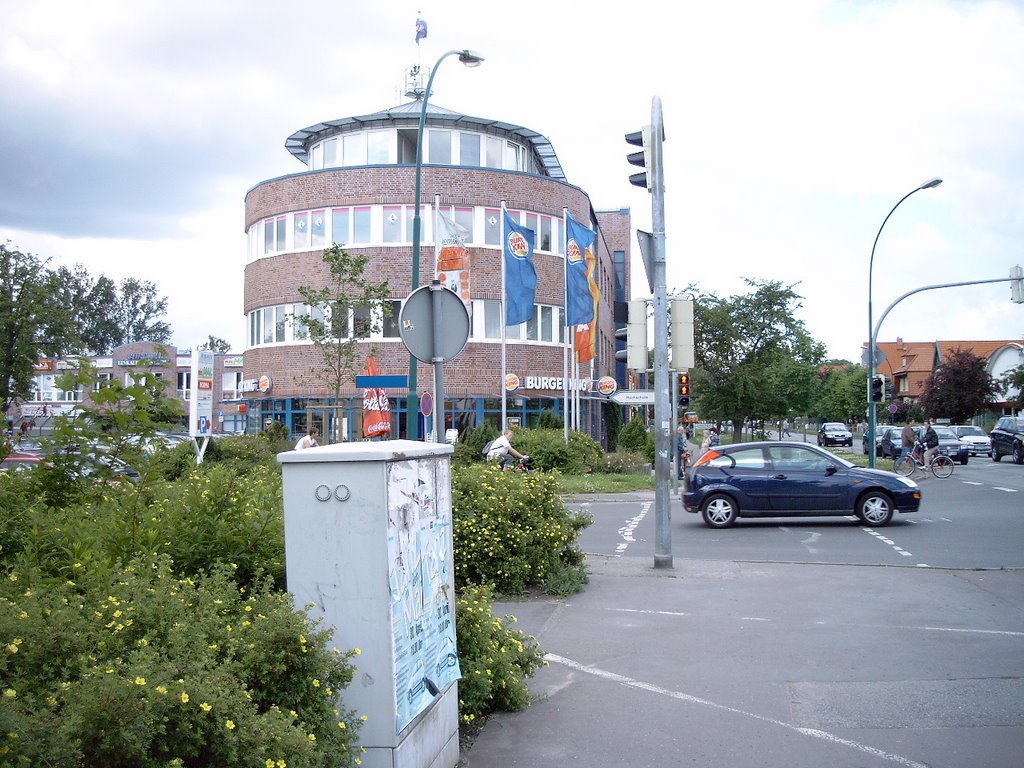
[{"x1": 894, "y1": 441, "x2": 954, "y2": 478}]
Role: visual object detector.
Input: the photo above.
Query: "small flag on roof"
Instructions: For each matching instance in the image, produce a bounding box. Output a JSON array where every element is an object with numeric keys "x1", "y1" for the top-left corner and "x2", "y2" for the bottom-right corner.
[{"x1": 415, "y1": 18, "x2": 428, "y2": 45}]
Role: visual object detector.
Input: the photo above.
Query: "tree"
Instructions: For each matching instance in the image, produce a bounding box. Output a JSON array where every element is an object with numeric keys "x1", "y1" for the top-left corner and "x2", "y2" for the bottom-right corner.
[
  {"x1": 814, "y1": 364, "x2": 865, "y2": 423},
  {"x1": 691, "y1": 278, "x2": 825, "y2": 442},
  {"x1": 295, "y1": 245, "x2": 391, "y2": 404},
  {"x1": 0, "y1": 242, "x2": 77, "y2": 415},
  {"x1": 49, "y1": 265, "x2": 120, "y2": 354},
  {"x1": 115, "y1": 277, "x2": 172, "y2": 345},
  {"x1": 917, "y1": 349, "x2": 1000, "y2": 423},
  {"x1": 46, "y1": 265, "x2": 171, "y2": 353},
  {"x1": 999, "y1": 363, "x2": 1024, "y2": 409},
  {"x1": 199, "y1": 335, "x2": 232, "y2": 353}
]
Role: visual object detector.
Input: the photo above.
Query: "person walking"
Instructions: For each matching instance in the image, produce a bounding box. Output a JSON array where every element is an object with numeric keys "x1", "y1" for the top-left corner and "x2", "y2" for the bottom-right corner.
[
  {"x1": 895, "y1": 418, "x2": 916, "y2": 470},
  {"x1": 782, "y1": 418, "x2": 791, "y2": 437},
  {"x1": 295, "y1": 426, "x2": 319, "y2": 450}
]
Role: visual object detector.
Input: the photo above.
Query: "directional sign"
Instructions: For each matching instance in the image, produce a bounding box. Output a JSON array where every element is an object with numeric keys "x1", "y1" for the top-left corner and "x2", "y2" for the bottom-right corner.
[{"x1": 608, "y1": 389, "x2": 655, "y2": 406}]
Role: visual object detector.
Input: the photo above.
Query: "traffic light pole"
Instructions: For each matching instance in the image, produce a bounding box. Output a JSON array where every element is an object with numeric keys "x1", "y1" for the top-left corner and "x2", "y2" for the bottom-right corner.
[{"x1": 648, "y1": 97, "x2": 671, "y2": 570}]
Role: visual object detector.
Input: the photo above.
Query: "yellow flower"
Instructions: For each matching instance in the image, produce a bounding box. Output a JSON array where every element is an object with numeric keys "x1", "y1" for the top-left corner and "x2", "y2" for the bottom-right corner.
[
  {"x1": 156, "y1": 686, "x2": 167, "y2": 694},
  {"x1": 3, "y1": 690, "x2": 15, "y2": 699},
  {"x1": 134, "y1": 677, "x2": 146, "y2": 686},
  {"x1": 338, "y1": 721, "x2": 347, "y2": 730},
  {"x1": 312, "y1": 679, "x2": 320, "y2": 688},
  {"x1": 180, "y1": 692, "x2": 190, "y2": 704},
  {"x1": 200, "y1": 702, "x2": 212, "y2": 712},
  {"x1": 307, "y1": 733, "x2": 316, "y2": 742},
  {"x1": 225, "y1": 720, "x2": 235, "y2": 730}
]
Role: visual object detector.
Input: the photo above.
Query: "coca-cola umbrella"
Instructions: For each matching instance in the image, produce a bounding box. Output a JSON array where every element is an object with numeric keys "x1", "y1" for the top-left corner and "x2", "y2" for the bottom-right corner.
[{"x1": 362, "y1": 357, "x2": 391, "y2": 439}]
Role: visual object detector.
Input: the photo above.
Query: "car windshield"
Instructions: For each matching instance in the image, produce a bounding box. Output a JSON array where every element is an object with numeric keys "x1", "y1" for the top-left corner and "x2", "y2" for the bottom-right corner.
[
  {"x1": 956, "y1": 426, "x2": 986, "y2": 437},
  {"x1": 934, "y1": 427, "x2": 957, "y2": 440},
  {"x1": 824, "y1": 423, "x2": 846, "y2": 431}
]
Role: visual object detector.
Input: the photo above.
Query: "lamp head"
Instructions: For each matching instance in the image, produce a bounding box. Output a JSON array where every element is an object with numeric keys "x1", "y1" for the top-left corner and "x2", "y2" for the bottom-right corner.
[
  {"x1": 458, "y1": 50, "x2": 484, "y2": 67},
  {"x1": 918, "y1": 177, "x2": 943, "y2": 190}
]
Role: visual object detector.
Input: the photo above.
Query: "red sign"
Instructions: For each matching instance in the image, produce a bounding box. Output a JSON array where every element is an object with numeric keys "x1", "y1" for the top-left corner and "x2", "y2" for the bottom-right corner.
[{"x1": 420, "y1": 391, "x2": 433, "y2": 417}]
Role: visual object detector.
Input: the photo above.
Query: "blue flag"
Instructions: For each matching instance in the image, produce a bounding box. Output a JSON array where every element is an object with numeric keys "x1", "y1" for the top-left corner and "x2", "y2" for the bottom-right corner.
[
  {"x1": 415, "y1": 18, "x2": 428, "y2": 45},
  {"x1": 503, "y1": 210, "x2": 537, "y2": 326},
  {"x1": 565, "y1": 214, "x2": 596, "y2": 326}
]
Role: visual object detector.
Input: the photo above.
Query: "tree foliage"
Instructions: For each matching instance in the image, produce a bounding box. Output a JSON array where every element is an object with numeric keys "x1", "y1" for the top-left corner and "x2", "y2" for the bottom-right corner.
[
  {"x1": 295, "y1": 245, "x2": 391, "y2": 403},
  {"x1": 917, "y1": 349, "x2": 1001, "y2": 423},
  {"x1": 999, "y1": 363, "x2": 1024, "y2": 409},
  {"x1": 199, "y1": 335, "x2": 233, "y2": 353},
  {"x1": 0, "y1": 243, "x2": 76, "y2": 413},
  {"x1": 814, "y1": 364, "x2": 867, "y2": 423},
  {"x1": 690, "y1": 279, "x2": 826, "y2": 441}
]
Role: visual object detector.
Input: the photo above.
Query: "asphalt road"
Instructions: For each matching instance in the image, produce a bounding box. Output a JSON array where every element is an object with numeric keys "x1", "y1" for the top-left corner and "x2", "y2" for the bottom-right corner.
[{"x1": 462, "y1": 456, "x2": 1024, "y2": 768}]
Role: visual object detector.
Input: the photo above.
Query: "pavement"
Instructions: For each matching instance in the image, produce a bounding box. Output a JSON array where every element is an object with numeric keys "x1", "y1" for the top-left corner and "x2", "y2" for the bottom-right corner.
[{"x1": 457, "y1": 495, "x2": 1024, "y2": 768}]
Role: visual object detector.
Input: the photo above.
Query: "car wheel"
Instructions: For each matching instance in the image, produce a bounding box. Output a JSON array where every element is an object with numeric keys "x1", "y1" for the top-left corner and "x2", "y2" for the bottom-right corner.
[
  {"x1": 960, "y1": 455, "x2": 968, "y2": 465},
  {"x1": 856, "y1": 491, "x2": 894, "y2": 527},
  {"x1": 1014, "y1": 443, "x2": 1024, "y2": 465},
  {"x1": 992, "y1": 448, "x2": 1002, "y2": 462},
  {"x1": 701, "y1": 494, "x2": 738, "y2": 529}
]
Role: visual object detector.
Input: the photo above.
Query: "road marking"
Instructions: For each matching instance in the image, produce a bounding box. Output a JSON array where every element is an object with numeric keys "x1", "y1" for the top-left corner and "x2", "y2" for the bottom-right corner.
[
  {"x1": 614, "y1": 501, "x2": 651, "y2": 556},
  {"x1": 962, "y1": 481, "x2": 983, "y2": 486},
  {"x1": 992, "y1": 486, "x2": 1018, "y2": 493},
  {"x1": 862, "y1": 528, "x2": 915, "y2": 560},
  {"x1": 546, "y1": 654, "x2": 930, "y2": 768}
]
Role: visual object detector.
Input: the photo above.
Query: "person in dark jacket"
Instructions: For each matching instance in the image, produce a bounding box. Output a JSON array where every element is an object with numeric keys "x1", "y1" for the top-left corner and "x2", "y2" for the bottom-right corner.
[{"x1": 922, "y1": 420, "x2": 940, "y2": 464}]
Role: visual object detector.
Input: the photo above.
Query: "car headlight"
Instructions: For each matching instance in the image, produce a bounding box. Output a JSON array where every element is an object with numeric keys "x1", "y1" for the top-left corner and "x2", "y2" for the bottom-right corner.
[{"x1": 896, "y1": 476, "x2": 918, "y2": 489}]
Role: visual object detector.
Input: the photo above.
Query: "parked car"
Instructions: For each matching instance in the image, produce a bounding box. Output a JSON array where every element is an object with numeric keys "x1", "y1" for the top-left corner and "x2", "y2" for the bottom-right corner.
[
  {"x1": 879, "y1": 426, "x2": 906, "y2": 459},
  {"x1": 912, "y1": 425, "x2": 970, "y2": 465},
  {"x1": 682, "y1": 441, "x2": 921, "y2": 528},
  {"x1": 817, "y1": 422, "x2": 853, "y2": 447},
  {"x1": 0, "y1": 450, "x2": 46, "y2": 473},
  {"x1": 950, "y1": 425, "x2": 991, "y2": 457},
  {"x1": 863, "y1": 425, "x2": 897, "y2": 456},
  {"x1": 990, "y1": 416, "x2": 1024, "y2": 464}
]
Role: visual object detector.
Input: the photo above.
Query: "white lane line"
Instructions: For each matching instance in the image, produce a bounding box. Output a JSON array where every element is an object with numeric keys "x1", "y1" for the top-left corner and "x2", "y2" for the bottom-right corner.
[
  {"x1": 546, "y1": 654, "x2": 930, "y2": 768},
  {"x1": 962, "y1": 481, "x2": 983, "y2": 486},
  {"x1": 992, "y1": 486, "x2": 1019, "y2": 493},
  {"x1": 862, "y1": 527, "x2": 915, "y2": 560},
  {"x1": 614, "y1": 501, "x2": 651, "y2": 556}
]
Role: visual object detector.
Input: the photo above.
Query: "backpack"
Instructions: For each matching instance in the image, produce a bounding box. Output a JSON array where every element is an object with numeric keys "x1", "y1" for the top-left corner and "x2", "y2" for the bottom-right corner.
[{"x1": 482, "y1": 438, "x2": 496, "y2": 457}]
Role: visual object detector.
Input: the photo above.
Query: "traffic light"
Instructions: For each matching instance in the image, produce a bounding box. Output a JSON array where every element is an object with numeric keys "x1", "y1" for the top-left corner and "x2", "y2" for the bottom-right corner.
[
  {"x1": 1011, "y1": 265, "x2": 1023, "y2": 304},
  {"x1": 871, "y1": 376, "x2": 884, "y2": 402},
  {"x1": 678, "y1": 372, "x2": 690, "y2": 407},
  {"x1": 625, "y1": 126, "x2": 653, "y2": 191}
]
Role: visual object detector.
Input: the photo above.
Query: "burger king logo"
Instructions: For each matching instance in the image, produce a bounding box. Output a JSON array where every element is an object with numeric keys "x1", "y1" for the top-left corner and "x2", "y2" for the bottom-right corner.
[
  {"x1": 505, "y1": 373, "x2": 520, "y2": 392},
  {"x1": 507, "y1": 231, "x2": 529, "y2": 258},
  {"x1": 597, "y1": 376, "x2": 617, "y2": 396}
]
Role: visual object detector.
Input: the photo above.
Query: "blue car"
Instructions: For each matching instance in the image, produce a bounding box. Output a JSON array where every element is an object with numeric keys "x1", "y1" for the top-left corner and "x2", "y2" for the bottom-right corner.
[{"x1": 683, "y1": 441, "x2": 921, "y2": 528}]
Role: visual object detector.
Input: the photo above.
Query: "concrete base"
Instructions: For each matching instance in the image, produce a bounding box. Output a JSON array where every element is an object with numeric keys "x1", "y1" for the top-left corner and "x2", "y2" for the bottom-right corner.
[{"x1": 361, "y1": 683, "x2": 460, "y2": 768}]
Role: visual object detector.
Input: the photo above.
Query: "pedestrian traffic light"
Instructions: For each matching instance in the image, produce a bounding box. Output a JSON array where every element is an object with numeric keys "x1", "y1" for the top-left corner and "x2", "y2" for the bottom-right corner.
[
  {"x1": 625, "y1": 126, "x2": 653, "y2": 191},
  {"x1": 678, "y1": 372, "x2": 690, "y2": 407},
  {"x1": 871, "y1": 375, "x2": 884, "y2": 402}
]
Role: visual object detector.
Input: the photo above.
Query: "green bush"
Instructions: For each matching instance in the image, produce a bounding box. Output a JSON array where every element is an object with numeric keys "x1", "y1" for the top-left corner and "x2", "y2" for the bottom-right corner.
[
  {"x1": 510, "y1": 428, "x2": 605, "y2": 475},
  {"x1": 598, "y1": 451, "x2": 651, "y2": 474},
  {"x1": 451, "y1": 463, "x2": 589, "y2": 595},
  {"x1": 0, "y1": 556, "x2": 363, "y2": 767},
  {"x1": 454, "y1": 585, "x2": 545, "y2": 728},
  {"x1": 617, "y1": 414, "x2": 654, "y2": 464}
]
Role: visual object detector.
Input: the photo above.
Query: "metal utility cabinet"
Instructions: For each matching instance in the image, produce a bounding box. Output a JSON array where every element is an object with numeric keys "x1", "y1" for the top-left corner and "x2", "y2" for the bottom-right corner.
[{"x1": 279, "y1": 440, "x2": 460, "y2": 768}]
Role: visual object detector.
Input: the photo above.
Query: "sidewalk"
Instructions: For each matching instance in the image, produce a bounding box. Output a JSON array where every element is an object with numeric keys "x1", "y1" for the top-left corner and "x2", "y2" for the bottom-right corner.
[{"x1": 458, "y1": 552, "x2": 1024, "y2": 768}]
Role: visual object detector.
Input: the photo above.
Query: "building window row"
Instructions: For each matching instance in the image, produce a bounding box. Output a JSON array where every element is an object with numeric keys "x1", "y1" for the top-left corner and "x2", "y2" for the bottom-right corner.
[
  {"x1": 247, "y1": 300, "x2": 566, "y2": 350},
  {"x1": 307, "y1": 127, "x2": 531, "y2": 175},
  {"x1": 249, "y1": 205, "x2": 564, "y2": 262}
]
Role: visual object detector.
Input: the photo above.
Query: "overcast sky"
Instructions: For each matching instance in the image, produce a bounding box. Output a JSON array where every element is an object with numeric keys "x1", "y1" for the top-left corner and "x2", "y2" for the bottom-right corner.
[{"x1": 2, "y1": 0, "x2": 1022, "y2": 361}]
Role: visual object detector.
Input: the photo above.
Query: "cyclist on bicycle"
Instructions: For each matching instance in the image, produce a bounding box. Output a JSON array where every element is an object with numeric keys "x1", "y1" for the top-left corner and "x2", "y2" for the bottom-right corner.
[
  {"x1": 895, "y1": 418, "x2": 916, "y2": 470},
  {"x1": 921, "y1": 420, "x2": 940, "y2": 465}
]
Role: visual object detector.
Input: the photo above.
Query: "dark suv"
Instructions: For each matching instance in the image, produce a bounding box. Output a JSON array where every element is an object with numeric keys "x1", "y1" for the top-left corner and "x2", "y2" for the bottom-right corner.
[{"x1": 990, "y1": 416, "x2": 1024, "y2": 464}]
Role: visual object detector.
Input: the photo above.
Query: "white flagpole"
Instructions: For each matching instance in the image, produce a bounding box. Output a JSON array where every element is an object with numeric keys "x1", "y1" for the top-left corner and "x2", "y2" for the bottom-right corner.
[
  {"x1": 433, "y1": 194, "x2": 441, "y2": 441},
  {"x1": 562, "y1": 207, "x2": 570, "y2": 444},
  {"x1": 500, "y1": 200, "x2": 508, "y2": 432}
]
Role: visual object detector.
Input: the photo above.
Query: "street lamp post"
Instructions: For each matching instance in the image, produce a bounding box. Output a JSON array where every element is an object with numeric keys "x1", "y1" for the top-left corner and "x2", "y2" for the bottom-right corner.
[
  {"x1": 866, "y1": 177, "x2": 942, "y2": 467},
  {"x1": 406, "y1": 49, "x2": 483, "y2": 441}
]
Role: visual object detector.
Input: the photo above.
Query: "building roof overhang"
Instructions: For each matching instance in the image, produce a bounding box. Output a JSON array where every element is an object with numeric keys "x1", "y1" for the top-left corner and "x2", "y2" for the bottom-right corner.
[{"x1": 285, "y1": 102, "x2": 566, "y2": 182}]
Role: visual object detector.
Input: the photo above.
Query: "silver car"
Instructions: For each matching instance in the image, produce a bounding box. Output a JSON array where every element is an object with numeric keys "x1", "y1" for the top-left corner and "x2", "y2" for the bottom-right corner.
[{"x1": 950, "y1": 425, "x2": 991, "y2": 457}]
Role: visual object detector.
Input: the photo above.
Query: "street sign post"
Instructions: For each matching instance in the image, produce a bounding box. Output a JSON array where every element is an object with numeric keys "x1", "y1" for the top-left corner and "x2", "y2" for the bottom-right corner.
[
  {"x1": 608, "y1": 390, "x2": 655, "y2": 406},
  {"x1": 399, "y1": 282, "x2": 470, "y2": 442}
]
